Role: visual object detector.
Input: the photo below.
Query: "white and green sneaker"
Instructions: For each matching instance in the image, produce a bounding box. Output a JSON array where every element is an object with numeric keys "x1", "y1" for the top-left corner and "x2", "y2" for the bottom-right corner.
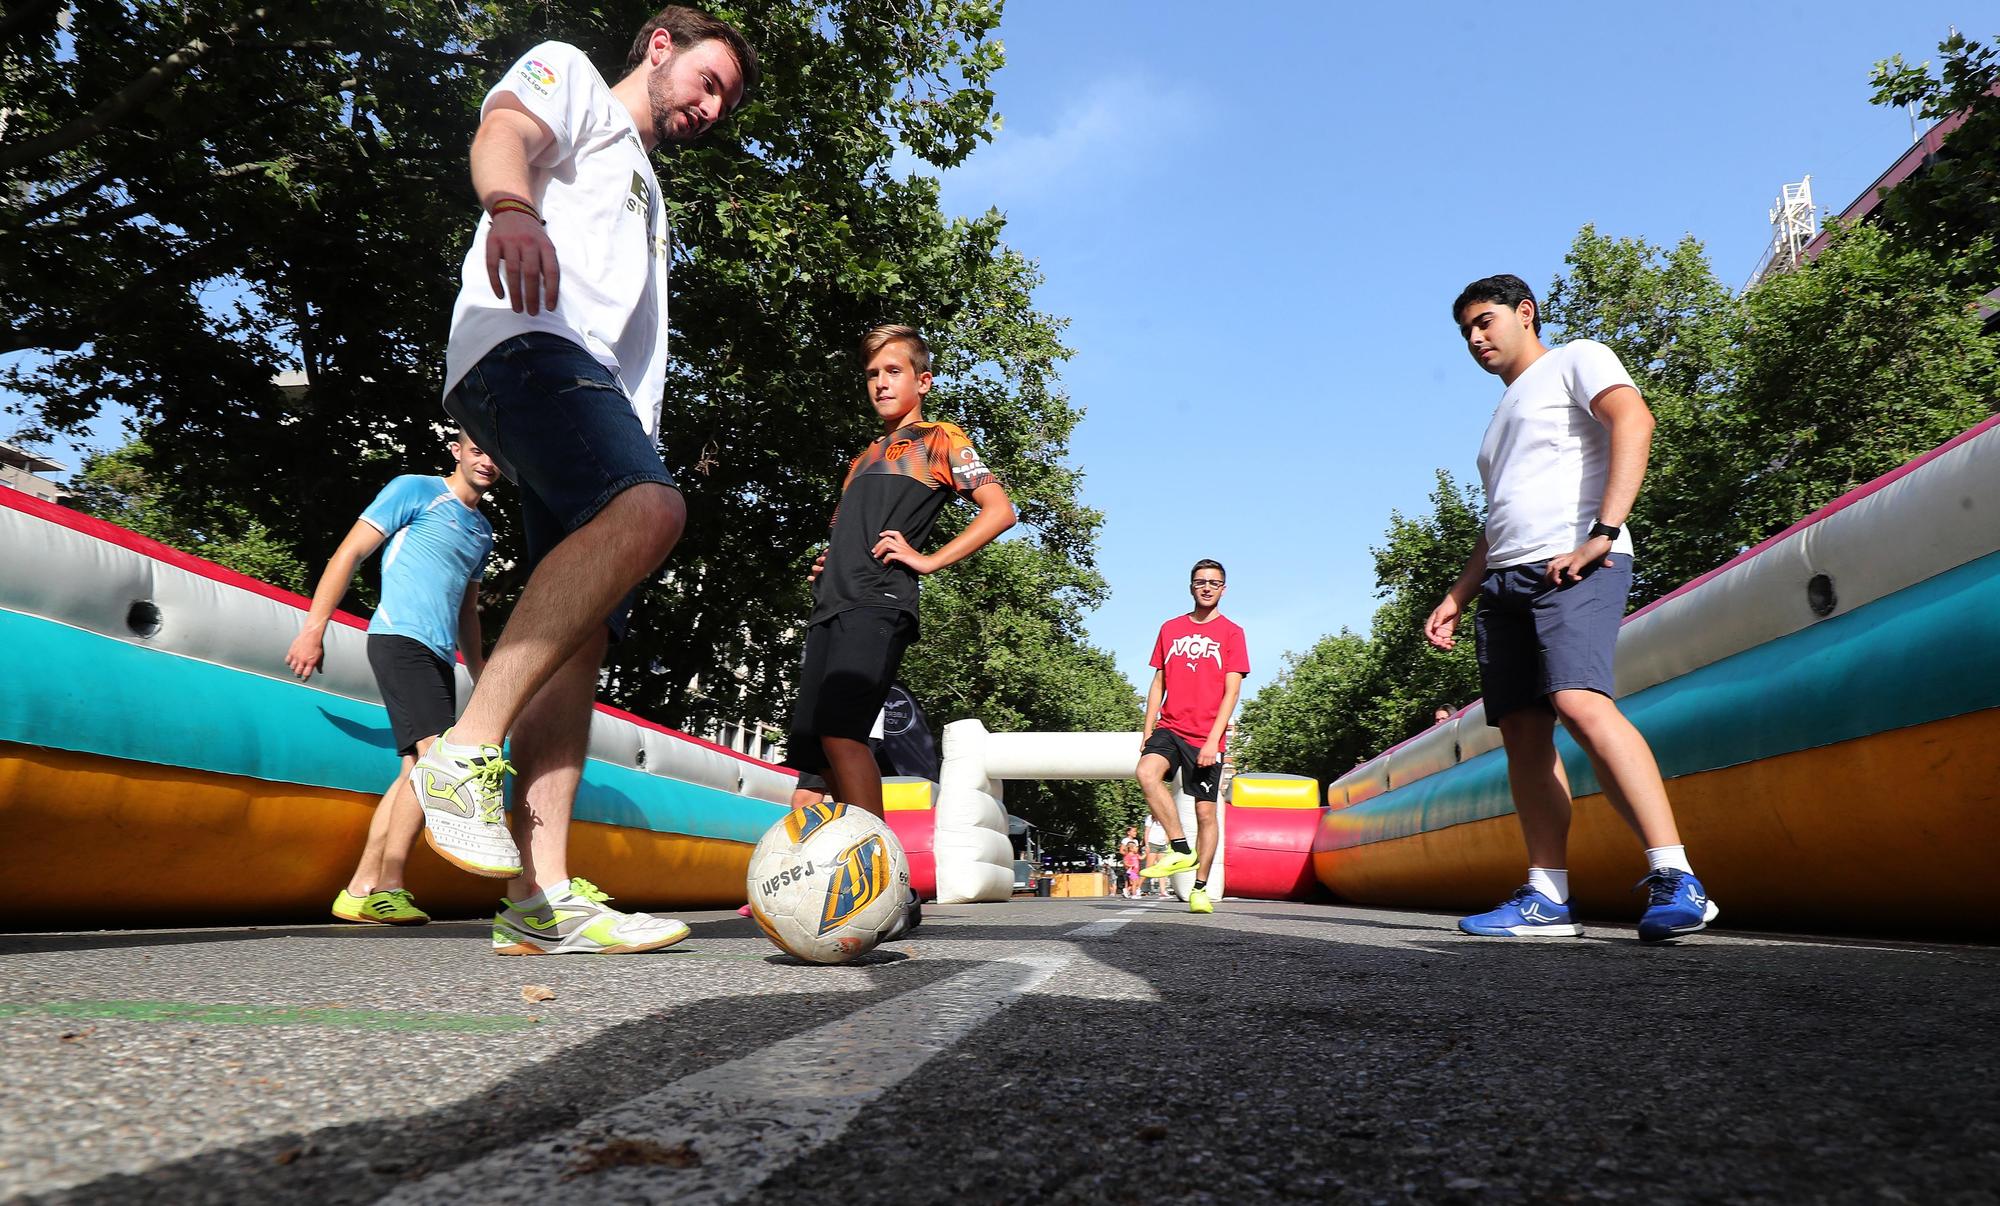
[
  {"x1": 411, "y1": 732, "x2": 522, "y2": 879},
  {"x1": 491, "y1": 878, "x2": 690, "y2": 956}
]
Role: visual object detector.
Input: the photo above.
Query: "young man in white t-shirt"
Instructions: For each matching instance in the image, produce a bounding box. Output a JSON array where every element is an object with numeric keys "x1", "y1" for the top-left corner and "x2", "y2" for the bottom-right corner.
[
  {"x1": 410, "y1": 7, "x2": 758, "y2": 956},
  {"x1": 1424, "y1": 274, "x2": 1718, "y2": 943}
]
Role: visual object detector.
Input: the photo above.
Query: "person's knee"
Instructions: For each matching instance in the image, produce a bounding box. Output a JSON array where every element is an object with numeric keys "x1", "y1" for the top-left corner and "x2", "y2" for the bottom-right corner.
[
  {"x1": 1551, "y1": 690, "x2": 1622, "y2": 744},
  {"x1": 604, "y1": 482, "x2": 685, "y2": 566}
]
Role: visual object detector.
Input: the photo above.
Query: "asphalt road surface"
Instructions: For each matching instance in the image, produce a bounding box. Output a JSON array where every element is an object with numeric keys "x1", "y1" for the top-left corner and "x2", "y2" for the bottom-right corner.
[{"x1": 4, "y1": 898, "x2": 1996, "y2": 1205}]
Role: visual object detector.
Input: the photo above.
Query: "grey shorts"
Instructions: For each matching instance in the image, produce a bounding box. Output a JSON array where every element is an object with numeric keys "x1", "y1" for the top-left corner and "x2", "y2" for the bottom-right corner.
[{"x1": 1474, "y1": 554, "x2": 1631, "y2": 726}]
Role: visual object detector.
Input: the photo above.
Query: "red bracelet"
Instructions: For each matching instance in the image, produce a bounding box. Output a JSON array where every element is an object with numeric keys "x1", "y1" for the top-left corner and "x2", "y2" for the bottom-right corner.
[{"x1": 489, "y1": 198, "x2": 543, "y2": 224}]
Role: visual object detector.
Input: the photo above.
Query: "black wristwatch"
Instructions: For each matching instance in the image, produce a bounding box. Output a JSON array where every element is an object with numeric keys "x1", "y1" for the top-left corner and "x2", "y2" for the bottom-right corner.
[{"x1": 1589, "y1": 521, "x2": 1621, "y2": 541}]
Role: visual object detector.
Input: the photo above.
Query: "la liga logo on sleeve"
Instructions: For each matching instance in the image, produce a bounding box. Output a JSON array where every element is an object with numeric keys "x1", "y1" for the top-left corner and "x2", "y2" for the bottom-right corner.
[{"x1": 518, "y1": 59, "x2": 559, "y2": 96}]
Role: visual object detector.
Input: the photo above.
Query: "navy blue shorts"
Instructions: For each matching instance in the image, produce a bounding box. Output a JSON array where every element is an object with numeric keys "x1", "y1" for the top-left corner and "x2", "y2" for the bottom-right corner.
[
  {"x1": 445, "y1": 334, "x2": 676, "y2": 640},
  {"x1": 1475, "y1": 554, "x2": 1632, "y2": 726}
]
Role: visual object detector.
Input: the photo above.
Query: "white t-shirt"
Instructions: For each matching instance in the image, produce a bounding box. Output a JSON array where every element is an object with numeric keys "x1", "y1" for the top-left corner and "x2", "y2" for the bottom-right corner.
[
  {"x1": 1145, "y1": 819, "x2": 1167, "y2": 846},
  {"x1": 444, "y1": 42, "x2": 672, "y2": 439},
  {"x1": 1476, "y1": 340, "x2": 1640, "y2": 569}
]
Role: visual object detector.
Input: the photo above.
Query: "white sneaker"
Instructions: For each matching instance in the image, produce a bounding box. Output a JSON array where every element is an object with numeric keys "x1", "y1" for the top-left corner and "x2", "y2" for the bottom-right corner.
[
  {"x1": 492, "y1": 878, "x2": 690, "y2": 955},
  {"x1": 411, "y1": 732, "x2": 522, "y2": 878}
]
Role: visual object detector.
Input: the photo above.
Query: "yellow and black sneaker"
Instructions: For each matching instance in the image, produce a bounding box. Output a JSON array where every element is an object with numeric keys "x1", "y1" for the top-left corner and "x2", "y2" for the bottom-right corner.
[{"x1": 331, "y1": 888, "x2": 431, "y2": 925}]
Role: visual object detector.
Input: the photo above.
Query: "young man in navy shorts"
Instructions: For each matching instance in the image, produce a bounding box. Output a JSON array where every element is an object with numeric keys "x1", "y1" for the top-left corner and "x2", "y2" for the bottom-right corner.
[
  {"x1": 411, "y1": 7, "x2": 758, "y2": 955},
  {"x1": 1425, "y1": 274, "x2": 1718, "y2": 942}
]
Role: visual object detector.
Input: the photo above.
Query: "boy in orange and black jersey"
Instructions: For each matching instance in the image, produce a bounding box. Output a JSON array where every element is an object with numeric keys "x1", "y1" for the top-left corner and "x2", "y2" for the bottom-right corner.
[{"x1": 789, "y1": 324, "x2": 1017, "y2": 824}]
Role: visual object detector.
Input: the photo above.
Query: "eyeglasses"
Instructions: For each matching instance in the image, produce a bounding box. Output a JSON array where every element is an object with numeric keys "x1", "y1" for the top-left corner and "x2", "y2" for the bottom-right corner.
[{"x1": 1191, "y1": 580, "x2": 1225, "y2": 590}]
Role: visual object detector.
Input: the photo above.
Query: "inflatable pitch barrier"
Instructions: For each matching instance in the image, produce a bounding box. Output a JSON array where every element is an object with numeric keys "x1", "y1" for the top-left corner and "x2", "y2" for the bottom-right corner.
[
  {"x1": 1222, "y1": 773, "x2": 1323, "y2": 901},
  {"x1": 0, "y1": 487, "x2": 793, "y2": 928},
  {"x1": 1315, "y1": 415, "x2": 2000, "y2": 933}
]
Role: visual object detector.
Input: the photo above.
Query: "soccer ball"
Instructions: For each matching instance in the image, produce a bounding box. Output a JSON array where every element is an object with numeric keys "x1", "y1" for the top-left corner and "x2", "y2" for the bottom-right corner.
[{"x1": 746, "y1": 801, "x2": 911, "y2": 964}]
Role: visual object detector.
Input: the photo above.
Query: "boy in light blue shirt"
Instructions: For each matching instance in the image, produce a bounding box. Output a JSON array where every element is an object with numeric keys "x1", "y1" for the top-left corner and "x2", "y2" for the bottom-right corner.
[{"x1": 286, "y1": 434, "x2": 499, "y2": 924}]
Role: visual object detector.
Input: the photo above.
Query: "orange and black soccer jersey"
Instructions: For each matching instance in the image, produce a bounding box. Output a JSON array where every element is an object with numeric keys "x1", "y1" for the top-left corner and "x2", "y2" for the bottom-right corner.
[{"x1": 809, "y1": 420, "x2": 998, "y2": 628}]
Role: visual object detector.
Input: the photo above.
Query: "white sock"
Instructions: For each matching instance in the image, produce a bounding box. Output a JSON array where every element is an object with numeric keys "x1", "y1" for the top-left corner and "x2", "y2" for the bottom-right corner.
[
  {"x1": 1527, "y1": 867, "x2": 1569, "y2": 903},
  {"x1": 509, "y1": 884, "x2": 559, "y2": 910},
  {"x1": 1646, "y1": 845, "x2": 1693, "y2": 875}
]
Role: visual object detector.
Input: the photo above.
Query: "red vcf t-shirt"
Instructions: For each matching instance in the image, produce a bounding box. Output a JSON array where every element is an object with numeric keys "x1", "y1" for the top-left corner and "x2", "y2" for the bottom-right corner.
[{"x1": 1150, "y1": 613, "x2": 1250, "y2": 749}]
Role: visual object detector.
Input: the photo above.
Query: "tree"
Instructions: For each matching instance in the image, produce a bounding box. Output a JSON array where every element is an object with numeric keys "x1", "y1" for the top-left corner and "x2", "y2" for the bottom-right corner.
[
  {"x1": 1870, "y1": 30, "x2": 2000, "y2": 288},
  {"x1": 899, "y1": 540, "x2": 1142, "y2": 848},
  {"x1": 1728, "y1": 224, "x2": 1999, "y2": 536},
  {"x1": 65, "y1": 439, "x2": 311, "y2": 591},
  {"x1": 1236, "y1": 472, "x2": 1481, "y2": 787},
  {"x1": 1236, "y1": 631, "x2": 1374, "y2": 790},
  {"x1": 3, "y1": 2, "x2": 1114, "y2": 748},
  {"x1": 1541, "y1": 226, "x2": 1745, "y2": 603}
]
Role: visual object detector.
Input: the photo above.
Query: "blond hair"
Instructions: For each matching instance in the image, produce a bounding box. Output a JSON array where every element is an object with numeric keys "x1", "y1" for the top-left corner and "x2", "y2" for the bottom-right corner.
[{"x1": 859, "y1": 324, "x2": 931, "y2": 376}]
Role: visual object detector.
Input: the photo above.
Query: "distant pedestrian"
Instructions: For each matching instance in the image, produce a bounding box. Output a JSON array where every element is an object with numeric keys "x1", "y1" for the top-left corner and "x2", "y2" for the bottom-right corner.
[{"x1": 1118, "y1": 826, "x2": 1142, "y2": 898}]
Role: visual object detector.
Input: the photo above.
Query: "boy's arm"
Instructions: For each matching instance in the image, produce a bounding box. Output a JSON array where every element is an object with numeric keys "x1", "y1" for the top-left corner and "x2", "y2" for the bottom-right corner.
[
  {"x1": 1142, "y1": 669, "x2": 1165, "y2": 740},
  {"x1": 872, "y1": 481, "x2": 1016, "y2": 575},
  {"x1": 285, "y1": 520, "x2": 388, "y2": 679},
  {"x1": 1198, "y1": 672, "x2": 1245, "y2": 767},
  {"x1": 1546, "y1": 383, "x2": 1652, "y2": 584},
  {"x1": 1424, "y1": 532, "x2": 1489, "y2": 651},
  {"x1": 457, "y1": 581, "x2": 485, "y2": 681}
]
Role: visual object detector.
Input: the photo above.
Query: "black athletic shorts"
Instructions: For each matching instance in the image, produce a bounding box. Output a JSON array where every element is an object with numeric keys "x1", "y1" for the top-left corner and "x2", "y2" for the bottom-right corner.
[
  {"x1": 366, "y1": 634, "x2": 457, "y2": 757},
  {"x1": 1142, "y1": 728, "x2": 1222, "y2": 803},
  {"x1": 786, "y1": 607, "x2": 916, "y2": 773}
]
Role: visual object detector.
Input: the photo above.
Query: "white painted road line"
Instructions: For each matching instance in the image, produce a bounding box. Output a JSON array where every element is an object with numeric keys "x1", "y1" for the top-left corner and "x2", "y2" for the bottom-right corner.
[
  {"x1": 375, "y1": 955, "x2": 1068, "y2": 1206},
  {"x1": 1065, "y1": 915, "x2": 1141, "y2": 939}
]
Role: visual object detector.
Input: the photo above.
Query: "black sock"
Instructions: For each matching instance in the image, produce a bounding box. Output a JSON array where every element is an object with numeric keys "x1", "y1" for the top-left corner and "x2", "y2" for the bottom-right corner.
[
  {"x1": 1170, "y1": 838, "x2": 1191, "y2": 855},
  {"x1": 1194, "y1": 879, "x2": 1207, "y2": 890}
]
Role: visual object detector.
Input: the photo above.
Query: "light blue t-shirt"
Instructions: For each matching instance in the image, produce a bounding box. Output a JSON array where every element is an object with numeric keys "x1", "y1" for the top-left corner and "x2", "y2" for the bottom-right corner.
[{"x1": 359, "y1": 475, "x2": 493, "y2": 662}]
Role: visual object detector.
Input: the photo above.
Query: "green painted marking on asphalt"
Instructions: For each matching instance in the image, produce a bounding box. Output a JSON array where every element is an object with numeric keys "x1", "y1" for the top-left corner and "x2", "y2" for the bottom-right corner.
[{"x1": 0, "y1": 1000, "x2": 540, "y2": 1033}]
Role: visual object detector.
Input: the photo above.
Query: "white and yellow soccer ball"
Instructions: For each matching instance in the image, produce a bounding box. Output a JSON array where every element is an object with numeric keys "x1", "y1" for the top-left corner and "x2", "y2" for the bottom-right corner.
[{"x1": 746, "y1": 801, "x2": 911, "y2": 964}]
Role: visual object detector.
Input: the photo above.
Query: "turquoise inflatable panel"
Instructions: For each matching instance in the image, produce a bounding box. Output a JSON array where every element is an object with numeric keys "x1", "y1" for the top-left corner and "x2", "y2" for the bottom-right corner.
[
  {"x1": 0, "y1": 610, "x2": 786, "y2": 843},
  {"x1": 1320, "y1": 550, "x2": 2000, "y2": 851}
]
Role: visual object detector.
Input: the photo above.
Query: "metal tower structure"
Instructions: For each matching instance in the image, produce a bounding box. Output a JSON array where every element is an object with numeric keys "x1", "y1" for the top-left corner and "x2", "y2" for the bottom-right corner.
[{"x1": 1749, "y1": 175, "x2": 1819, "y2": 288}]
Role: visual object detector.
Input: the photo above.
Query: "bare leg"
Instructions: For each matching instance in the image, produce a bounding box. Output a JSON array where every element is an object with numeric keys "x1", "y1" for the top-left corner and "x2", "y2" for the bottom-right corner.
[
  {"x1": 1552, "y1": 689, "x2": 1682, "y2": 848},
  {"x1": 1498, "y1": 707, "x2": 1574, "y2": 870},
  {"x1": 346, "y1": 751, "x2": 425, "y2": 895},
  {"x1": 454, "y1": 484, "x2": 683, "y2": 747},
  {"x1": 821, "y1": 736, "x2": 882, "y2": 818},
  {"x1": 1193, "y1": 799, "x2": 1220, "y2": 881},
  {"x1": 1135, "y1": 754, "x2": 1184, "y2": 841},
  {"x1": 504, "y1": 630, "x2": 607, "y2": 899}
]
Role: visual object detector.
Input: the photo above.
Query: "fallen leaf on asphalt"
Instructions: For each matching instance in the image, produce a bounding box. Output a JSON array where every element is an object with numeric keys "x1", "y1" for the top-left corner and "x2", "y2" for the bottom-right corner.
[
  {"x1": 521, "y1": 984, "x2": 556, "y2": 1003},
  {"x1": 1136, "y1": 1123, "x2": 1169, "y2": 1142},
  {"x1": 58, "y1": 1027, "x2": 96, "y2": 1042},
  {"x1": 566, "y1": 1138, "x2": 700, "y2": 1178}
]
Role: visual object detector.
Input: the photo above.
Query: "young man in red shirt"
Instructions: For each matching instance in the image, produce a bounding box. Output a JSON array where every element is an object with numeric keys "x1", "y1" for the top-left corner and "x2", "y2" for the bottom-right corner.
[{"x1": 1136, "y1": 560, "x2": 1250, "y2": 914}]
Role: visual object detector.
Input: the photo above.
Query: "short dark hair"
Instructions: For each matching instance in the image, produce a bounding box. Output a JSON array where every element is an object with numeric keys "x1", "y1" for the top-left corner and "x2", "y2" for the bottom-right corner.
[
  {"x1": 1190, "y1": 559, "x2": 1225, "y2": 582},
  {"x1": 1453, "y1": 274, "x2": 1541, "y2": 334},
  {"x1": 627, "y1": 6, "x2": 760, "y2": 97}
]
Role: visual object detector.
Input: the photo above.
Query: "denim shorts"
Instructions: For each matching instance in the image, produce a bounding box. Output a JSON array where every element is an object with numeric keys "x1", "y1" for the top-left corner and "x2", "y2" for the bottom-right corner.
[
  {"x1": 445, "y1": 333, "x2": 676, "y2": 639},
  {"x1": 1474, "y1": 554, "x2": 1631, "y2": 726}
]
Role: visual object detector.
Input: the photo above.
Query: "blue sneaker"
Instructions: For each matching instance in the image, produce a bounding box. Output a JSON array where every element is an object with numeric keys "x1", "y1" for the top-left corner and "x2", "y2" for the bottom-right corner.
[
  {"x1": 1636, "y1": 869, "x2": 1718, "y2": 942},
  {"x1": 1458, "y1": 885, "x2": 1583, "y2": 937}
]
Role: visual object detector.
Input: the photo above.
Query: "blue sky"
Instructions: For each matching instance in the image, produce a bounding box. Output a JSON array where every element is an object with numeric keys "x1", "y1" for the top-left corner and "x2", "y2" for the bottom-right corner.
[{"x1": 917, "y1": 1, "x2": 1979, "y2": 696}]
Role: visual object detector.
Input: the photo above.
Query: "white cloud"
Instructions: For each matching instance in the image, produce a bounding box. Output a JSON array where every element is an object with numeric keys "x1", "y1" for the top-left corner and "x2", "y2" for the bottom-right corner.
[{"x1": 904, "y1": 74, "x2": 1204, "y2": 214}]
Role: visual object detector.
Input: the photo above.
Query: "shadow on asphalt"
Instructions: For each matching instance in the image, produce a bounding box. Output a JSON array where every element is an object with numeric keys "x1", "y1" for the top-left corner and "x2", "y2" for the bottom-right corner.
[
  {"x1": 21, "y1": 908, "x2": 2000, "y2": 1205},
  {"x1": 0, "y1": 916, "x2": 758, "y2": 958}
]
